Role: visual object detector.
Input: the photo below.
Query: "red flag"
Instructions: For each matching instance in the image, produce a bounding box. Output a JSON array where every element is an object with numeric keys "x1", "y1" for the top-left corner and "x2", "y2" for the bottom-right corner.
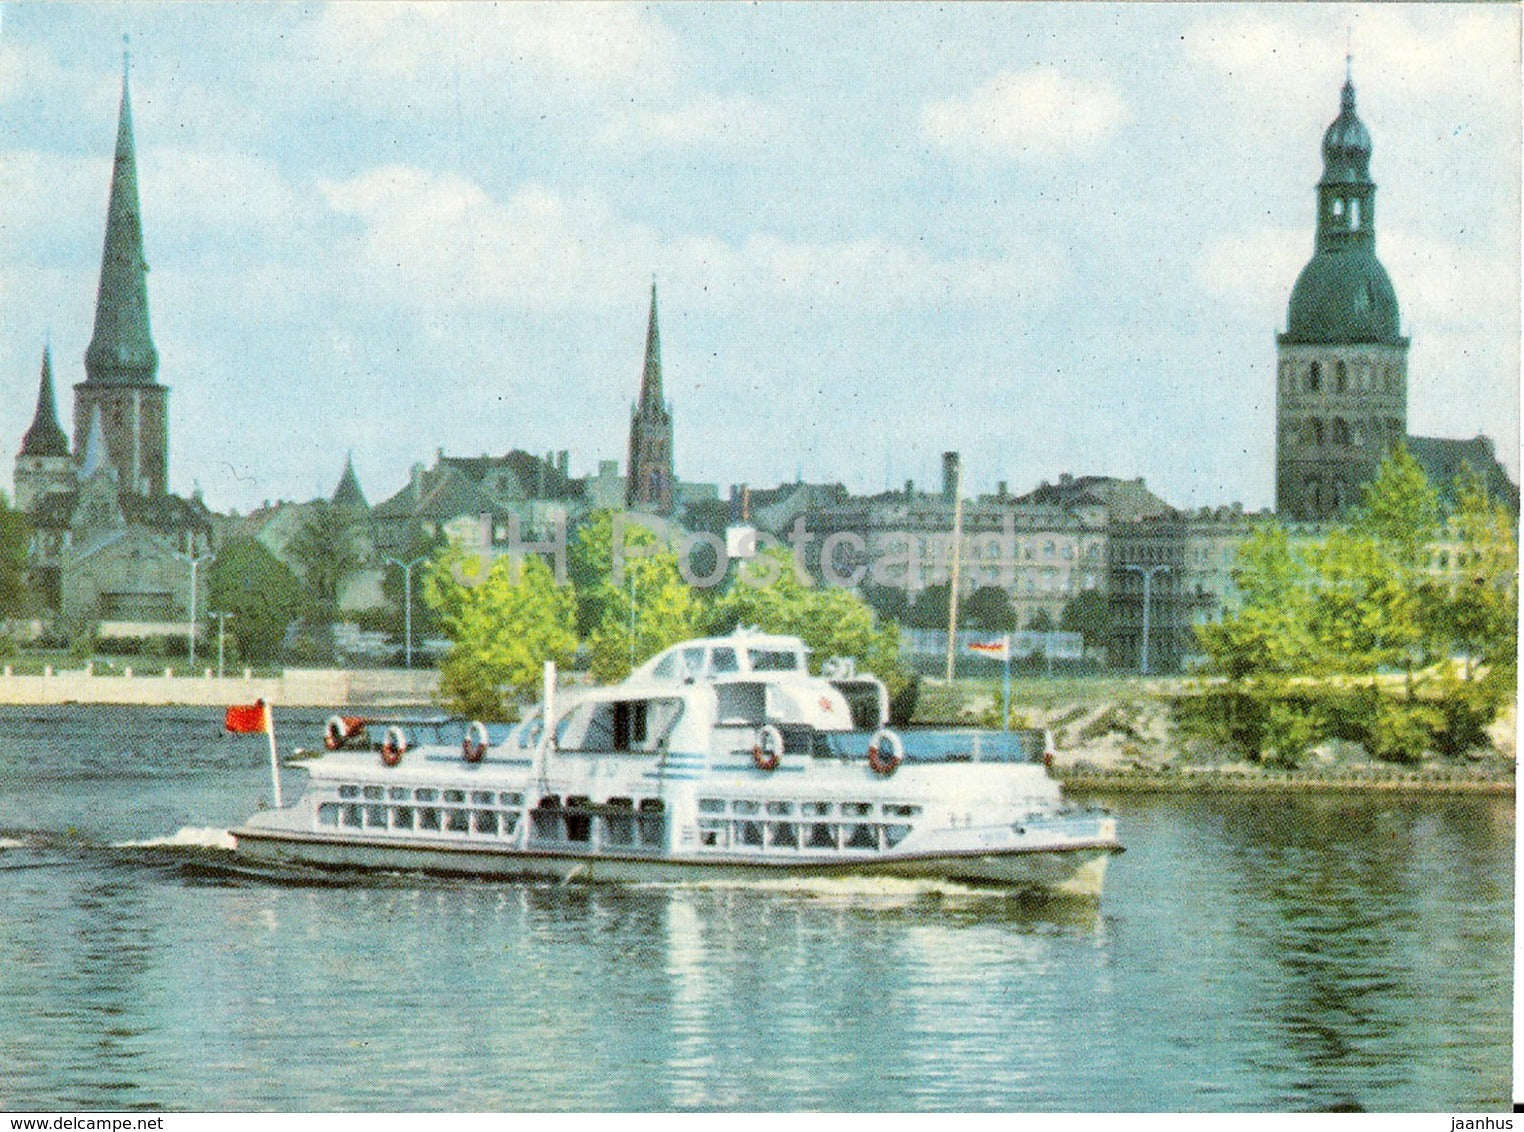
[{"x1": 225, "y1": 701, "x2": 268, "y2": 734}]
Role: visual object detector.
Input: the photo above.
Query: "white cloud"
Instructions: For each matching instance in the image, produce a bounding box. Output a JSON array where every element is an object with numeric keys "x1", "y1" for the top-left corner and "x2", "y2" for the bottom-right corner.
[
  {"x1": 316, "y1": 165, "x2": 1070, "y2": 317},
  {"x1": 922, "y1": 67, "x2": 1128, "y2": 163}
]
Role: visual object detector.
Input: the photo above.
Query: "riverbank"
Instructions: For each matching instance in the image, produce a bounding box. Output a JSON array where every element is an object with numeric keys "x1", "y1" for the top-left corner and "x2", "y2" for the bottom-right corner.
[
  {"x1": 0, "y1": 664, "x2": 438, "y2": 707},
  {"x1": 1056, "y1": 764, "x2": 1514, "y2": 795}
]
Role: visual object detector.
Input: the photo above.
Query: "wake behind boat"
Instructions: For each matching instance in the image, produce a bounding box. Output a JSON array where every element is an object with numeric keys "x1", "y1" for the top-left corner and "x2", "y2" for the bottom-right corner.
[{"x1": 230, "y1": 629, "x2": 1122, "y2": 898}]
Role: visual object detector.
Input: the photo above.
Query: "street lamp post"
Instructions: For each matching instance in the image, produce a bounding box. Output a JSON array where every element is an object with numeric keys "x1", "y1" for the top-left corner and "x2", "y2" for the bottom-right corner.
[
  {"x1": 386, "y1": 556, "x2": 426, "y2": 669},
  {"x1": 1123, "y1": 563, "x2": 1171, "y2": 676},
  {"x1": 178, "y1": 552, "x2": 214, "y2": 669},
  {"x1": 208, "y1": 612, "x2": 234, "y2": 679}
]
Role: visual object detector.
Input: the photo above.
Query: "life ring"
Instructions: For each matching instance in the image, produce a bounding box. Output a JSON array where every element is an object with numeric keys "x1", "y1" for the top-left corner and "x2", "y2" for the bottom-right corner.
[
  {"x1": 462, "y1": 720, "x2": 489, "y2": 764},
  {"x1": 751, "y1": 724, "x2": 784, "y2": 772},
  {"x1": 867, "y1": 728, "x2": 904, "y2": 776},
  {"x1": 380, "y1": 725, "x2": 408, "y2": 768},
  {"x1": 324, "y1": 715, "x2": 364, "y2": 750}
]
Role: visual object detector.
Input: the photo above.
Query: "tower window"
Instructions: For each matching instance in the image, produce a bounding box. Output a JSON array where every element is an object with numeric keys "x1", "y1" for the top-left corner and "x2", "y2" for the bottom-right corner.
[
  {"x1": 1335, "y1": 362, "x2": 1347, "y2": 393},
  {"x1": 1349, "y1": 199, "x2": 1360, "y2": 228},
  {"x1": 1307, "y1": 362, "x2": 1321, "y2": 393},
  {"x1": 1331, "y1": 198, "x2": 1344, "y2": 218},
  {"x1": 1331, "y1": 418, "x2": 1351, "y2": 446}
]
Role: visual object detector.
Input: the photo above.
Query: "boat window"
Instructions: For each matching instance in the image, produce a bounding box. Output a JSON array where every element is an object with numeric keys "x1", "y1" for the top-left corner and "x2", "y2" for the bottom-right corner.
[
  {"x1": 710, "y1": 647, "x2": 739, "y2": 674},
  {"x1": 801, "y1": 801, "x2": 833, "y2": 816},
  {"x1": 769, "y1": 823, "x2": 799, "y2": 848},
  {"x1": 419, "y1": 807, "x2": 440, "y2": 831},
  {"x1": 470, "y1": 790, "x2": 493, "y2": 805},
  {"x1": 638, "y1": 798, "x2": 664, "y2": 813},
  {"x1": 749, "y1": 649, "x2": 800, "y2": 672},
  {"x1": 698, "y1": 798, "x2": 727, "y2": 814},
  {"x1": 884, "y1": 825, "x2": 911, "y2": 848},
  {"x1": 318, "y1": 803, "x2": 339, "y2": 826},
  {"x1": 388, "y1": 787, "x2": 408, "y2": 800},
  {"x1": 473, "y1": 811, "x2": 499, "y2": 835},
  {"x1": 392, "y1": 807, "x2": 414, "y2": 829},
  {"x1": 338, "y1": 785, "x2": 359, "y2": 799},
  {"x1": 443, "y1": 790, "x2": 465, "y2": 803},
  {"x1": 842, "y1": 802, "x2": 873, "y2": 817},
  {"x1": 365, "y1": 805, "x2": 387, "y2": 827},
  {"x1": 732, "y1": 800, "x2": 760, "y2": 815},
  {"x1": 739, "y1": 820, "x2": 763, "y2": 847},
  {"x1": 342, "y1": 804, "x2": 362, "y2": 828},
  {"x1": 766, "y1": 801, "x2": 793, "y2": 815},
  {"x1": 499, "y1": 792, "x2": 523, "y2": 807},
  {"x1": 446, "y1": 810, "x2": 469, "y2": 833},
  {"x1": 715, "y1": 683, "x2": 766, "y2": 726},
  {"x1": 806, "y1": 823, "x2": 835, "y2": 848},
  {"x1": 883, "y1": 804, "x2": 921, "y2": 818},
  {"x1": 682, "y1": 647, "x2": 705, "y2": 677},
  {"x1": 414, "y1": 789, "x2": 438, "y2": 802},
  {"x1": 363, "y1": 786, "x2": 384, "y2": 801},
  {"x1": 651, "y1": 653, "x2": 680, "y2": 679},
  {"x1": 559, "y1": 698, "x2": 684, "y2": 753},
  {"x1": 844, "y1": 824, "x2": 877, "y2": 849}
]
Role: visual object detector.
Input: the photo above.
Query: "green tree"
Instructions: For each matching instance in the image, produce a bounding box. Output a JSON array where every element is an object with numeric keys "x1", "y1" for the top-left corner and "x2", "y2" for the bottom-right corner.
[
  {"x1": 1349, "y1": 442, "x2": 1441, "y2": 571},
  {"x1": 576, "y1": 514, "x2": 706, "y2": 684},
  {"x1": 206, "y1": 537, "x2": 303, "y2": 664},
  {"x1": 423, "y1": 541, "x2": 576, "y2": 719},
  {"x1": 1194, "y1": 523, "x2": 1316, "y2": 680},
  {"x1": 709, "y1": 545, "x2": 909, "y2": 701},
  {"x1": 1060, "y1": 589, "x2": 1111, "y2": 652},
  {"x1": 906, "y1": 582, "x2": 951, "y2": 629},
  {"x1": 0, "y1": 493, "x2": 31, "y2": 615},
  {"x1": 962, "y1": 585, "x2": 1015, "y2": 632},
  {"x1": 286, "y1": 501, "x2": 366, "y2": 614},
  {"x1": 1434, "y1": 464, "x2": 1518, "y2": 678}
]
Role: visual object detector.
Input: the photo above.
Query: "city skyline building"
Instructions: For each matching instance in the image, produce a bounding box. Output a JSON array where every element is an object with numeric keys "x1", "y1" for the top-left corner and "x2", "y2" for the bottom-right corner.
[{"x1": 626, "y1": 281, "x2": 675, "y2": 516}]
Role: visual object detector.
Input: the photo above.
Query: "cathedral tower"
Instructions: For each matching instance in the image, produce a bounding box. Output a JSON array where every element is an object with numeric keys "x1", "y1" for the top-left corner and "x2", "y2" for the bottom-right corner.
[
  {"x1": 626, "y1": 282, "x2": 674, "y2": 514},
  {"x1": 74, "y1": 50, "x2": 169, "y2": 498},
  {"x1": 1276, "y1": 60, "x2": 1408, "y2": 521},
  {"x1": 14, "y1": 347, "x2": 76, "y2": 512}
]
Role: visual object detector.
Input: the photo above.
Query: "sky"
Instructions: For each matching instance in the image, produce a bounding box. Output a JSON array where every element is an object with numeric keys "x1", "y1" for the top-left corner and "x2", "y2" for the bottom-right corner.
[{"x1": 1, "y1": 2, "x2": 1518, "y2": 517}]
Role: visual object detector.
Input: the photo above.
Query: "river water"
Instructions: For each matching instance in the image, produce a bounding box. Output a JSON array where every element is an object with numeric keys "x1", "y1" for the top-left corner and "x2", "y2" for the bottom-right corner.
[{"x1": 0, "y1": 705, "x2": 1512, "y2": 1111}]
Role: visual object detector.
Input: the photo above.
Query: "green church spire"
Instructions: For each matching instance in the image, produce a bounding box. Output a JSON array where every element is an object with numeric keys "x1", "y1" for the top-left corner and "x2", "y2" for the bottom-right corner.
[
  {"x1": 20, "y1": 347, "x2": 70, "y2": 458},
  {"x1": 84, "y1": 43, "x2": 158, "y2": 386}
]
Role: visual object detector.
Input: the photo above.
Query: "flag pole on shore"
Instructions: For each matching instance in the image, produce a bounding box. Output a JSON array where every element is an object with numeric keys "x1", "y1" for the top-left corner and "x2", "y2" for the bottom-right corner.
[{"x1": 967, "y1": 635, "x2": 1012, "y2": 730}]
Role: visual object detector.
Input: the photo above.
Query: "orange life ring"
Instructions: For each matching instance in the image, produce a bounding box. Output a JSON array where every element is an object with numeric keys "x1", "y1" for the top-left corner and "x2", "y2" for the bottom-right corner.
[
  {"x1": 751, "y1": 724, "x2": 784, "y2": 772},
  {"x1": 867, "y1": 728, "x2": 903, "y2": 776},
  {"x1": 380, "y1": 725, "x2": 407, "y2": 768},
  {"x1": 462, "y1": 720, "x2": 489, "y2": 764}
]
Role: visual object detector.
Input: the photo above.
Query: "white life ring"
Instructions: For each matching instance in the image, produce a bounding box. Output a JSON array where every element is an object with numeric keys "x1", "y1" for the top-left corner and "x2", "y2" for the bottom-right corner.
[
  {"x1": 751, "y1": 724, "x2": 784, "y2": 772},
  {"x1": 380, "y1": 725, "x2": 408, "y2": 768},
  {"x1": 324, "y1": 715, "x2": 349, "y2": 750},
  {"x1": 867, "y1": 728, "x2": 904, "y2": 776},
  {"x1": 462, "y1": 720, "x2": 489, "y2": 764}
]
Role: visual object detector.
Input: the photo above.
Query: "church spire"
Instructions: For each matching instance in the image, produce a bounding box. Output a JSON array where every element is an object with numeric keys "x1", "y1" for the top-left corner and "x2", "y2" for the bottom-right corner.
[
  {"x1": 639, "y1": 279, "x2": 664, "y2": 413},
  {"x1": 84, "y1": 43, "x2": 158, "y2": 386},
  {"x1": 20, "y1": 347, "x2": 70, "y2": 458},
  {"x1": 626, "y1": 279, "x2": 674, "y2": 515}
]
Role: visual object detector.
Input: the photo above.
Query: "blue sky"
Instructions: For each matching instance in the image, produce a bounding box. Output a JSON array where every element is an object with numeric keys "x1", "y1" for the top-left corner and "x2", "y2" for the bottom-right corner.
[{"x1": 2, "y1": 2, "x2": 1518, "y2": 515}]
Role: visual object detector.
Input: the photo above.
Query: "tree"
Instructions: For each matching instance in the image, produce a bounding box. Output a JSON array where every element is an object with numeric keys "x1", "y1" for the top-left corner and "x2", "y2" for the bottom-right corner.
[
  {"x1": 1194, "y1": 523, "x2": 1316, "y2": 680},
  {"x1": 1349, "y1": 442, "x2": 1441, "y2": 572},
  {"x1": 423, "y1": 541, "x2": 576, "y2": 719},
  {"x1": 0, "y1": 493, "x2": 31, "y2": 616},
  {"x1": 709, "y1": 545, "x2": 910, "y2": 701},
  {"x1": 286, "y1": 501, "x2": 366, "y2": 614},
  {"x1": 574, "y1": 513, "x2": 706, "y2": 684},
  {"x1": 1433, "y1": 464, "x2": 1518, "y2": 678},
  {"x1": 206, "y1": 537, "x2": 303, "y2": 664},
  {"x1": 906, "y1": 582, "x2": 951, "y2": 629},
  {"x1": 1060, "y1": 589, "x2": 1111, "y2": 652},
  {"x1": 962, "y1": 585, "x2": 1015, "y2": 632}
]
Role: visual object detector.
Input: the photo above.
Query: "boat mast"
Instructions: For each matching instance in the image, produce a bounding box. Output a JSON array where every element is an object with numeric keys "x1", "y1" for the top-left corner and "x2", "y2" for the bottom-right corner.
[{"x1": 944, "y1": 458, "x2": 964, "y2": 683}]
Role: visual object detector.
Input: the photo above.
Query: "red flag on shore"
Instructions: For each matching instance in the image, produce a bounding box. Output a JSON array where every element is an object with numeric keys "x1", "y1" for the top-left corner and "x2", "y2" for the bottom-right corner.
[{"x1": 225, "y1": 701, "x2": 269, "y2": 734}]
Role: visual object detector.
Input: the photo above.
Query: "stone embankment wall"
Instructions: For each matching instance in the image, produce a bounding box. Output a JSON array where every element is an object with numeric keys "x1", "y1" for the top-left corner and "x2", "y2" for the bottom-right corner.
[{"x1": 0, "y1": 666, "x2": 440, "y2": 708}]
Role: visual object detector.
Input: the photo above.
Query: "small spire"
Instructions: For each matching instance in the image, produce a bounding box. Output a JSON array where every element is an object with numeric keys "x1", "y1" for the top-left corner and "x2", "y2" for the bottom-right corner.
[
  {"x1": 638, "y1": 278, "x2": 664, "y2": 413},
  {"x1": 20, "y1": 346, "x2": 71, "y2": 458}
]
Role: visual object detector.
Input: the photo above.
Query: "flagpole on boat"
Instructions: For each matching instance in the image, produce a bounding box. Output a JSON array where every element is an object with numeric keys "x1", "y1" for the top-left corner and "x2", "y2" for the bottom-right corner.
[{"x1": 263, "y1": 699, "x2": 283, "y2": 808}]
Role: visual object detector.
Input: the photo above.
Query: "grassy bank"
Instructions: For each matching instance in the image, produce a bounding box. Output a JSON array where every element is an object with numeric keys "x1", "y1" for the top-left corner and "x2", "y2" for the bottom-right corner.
[{"x1": 913, "y1": 674, "x2": 1516, "y2": 796}]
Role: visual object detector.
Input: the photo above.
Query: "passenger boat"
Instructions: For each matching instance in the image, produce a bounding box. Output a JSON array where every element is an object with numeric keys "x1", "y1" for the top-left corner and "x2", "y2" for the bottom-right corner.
[{"x1": 230, "y1": 630, "x2": 1122, "y2": 898}]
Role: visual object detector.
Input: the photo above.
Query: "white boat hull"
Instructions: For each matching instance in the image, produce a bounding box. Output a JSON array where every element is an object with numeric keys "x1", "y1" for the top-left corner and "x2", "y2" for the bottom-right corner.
[{"x1": 232, "y1": 825, "x2": 1118, "y2": 899}]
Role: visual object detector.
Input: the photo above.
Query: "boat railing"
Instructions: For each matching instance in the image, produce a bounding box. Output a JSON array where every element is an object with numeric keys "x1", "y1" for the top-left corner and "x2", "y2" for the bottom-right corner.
[{"x1": 816, "y1": 728, "x2": 1052, "y2": 765}]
